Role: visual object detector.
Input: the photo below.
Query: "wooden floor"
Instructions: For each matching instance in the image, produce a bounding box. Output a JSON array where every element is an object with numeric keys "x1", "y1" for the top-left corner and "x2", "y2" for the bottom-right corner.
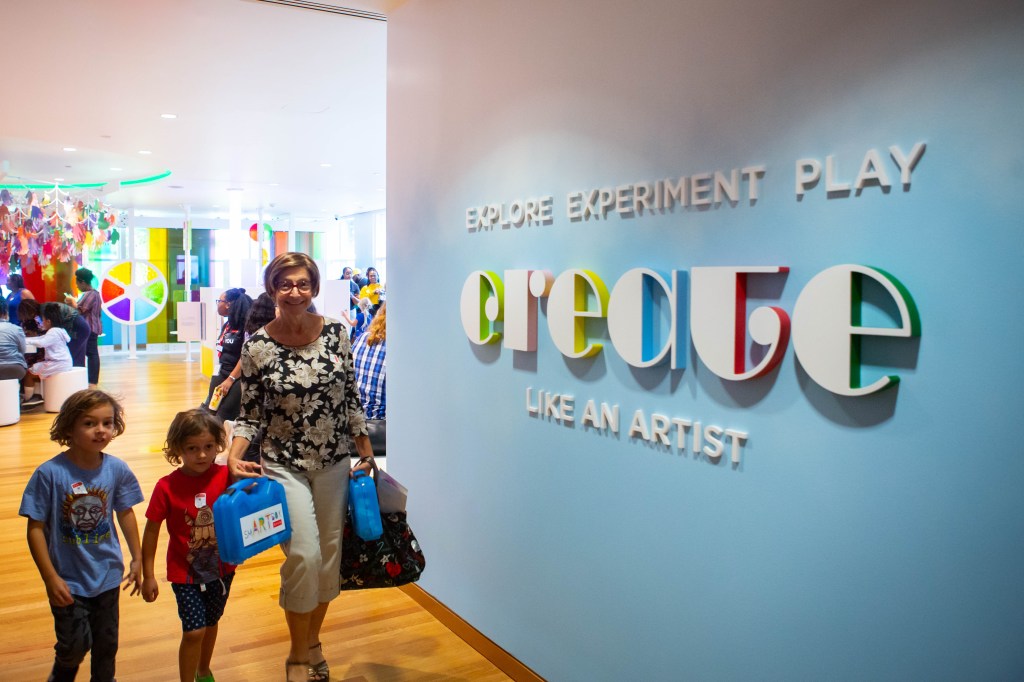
[{"x1": 2, "y1": 352, "x2": 510, "y2": 682}]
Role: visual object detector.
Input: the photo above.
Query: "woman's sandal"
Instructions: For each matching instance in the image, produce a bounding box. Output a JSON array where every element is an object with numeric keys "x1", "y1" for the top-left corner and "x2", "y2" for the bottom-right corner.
[
  {"x1": 285, "y1": 659, "x2": 308, "y2": 682},
  {"x1": 308, "y1": 642, "x2": 330, "y2": 682}
]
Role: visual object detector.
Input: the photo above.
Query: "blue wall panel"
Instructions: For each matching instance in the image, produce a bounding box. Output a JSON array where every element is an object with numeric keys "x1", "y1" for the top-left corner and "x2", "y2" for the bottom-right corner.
[{"x1": 387, "y1": 2, "x2": 1024, "y2": 679}]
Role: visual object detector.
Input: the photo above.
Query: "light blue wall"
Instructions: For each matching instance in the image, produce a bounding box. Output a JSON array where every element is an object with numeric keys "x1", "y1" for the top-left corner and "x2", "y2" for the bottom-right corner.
[
  {"x1": 349, "y1": 210, "x2": 382, "y2": 277},
  {"x1": 387, "y1": 1, "x2": 1024, "y2": 680}
]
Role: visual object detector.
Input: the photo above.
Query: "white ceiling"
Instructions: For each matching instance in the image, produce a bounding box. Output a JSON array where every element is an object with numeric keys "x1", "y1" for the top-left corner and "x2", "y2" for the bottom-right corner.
[{"x1": 0, "y1": 0, "x2": 388, "y2": 227}]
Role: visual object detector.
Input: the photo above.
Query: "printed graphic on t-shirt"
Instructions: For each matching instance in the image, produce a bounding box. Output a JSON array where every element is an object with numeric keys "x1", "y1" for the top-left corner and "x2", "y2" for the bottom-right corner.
[
  {"x1": 185, "y1": 503, "x2": 221, "y2": 583},
  {"x1": 61, "y1": 487, "x2": 112, "y2": 545}
]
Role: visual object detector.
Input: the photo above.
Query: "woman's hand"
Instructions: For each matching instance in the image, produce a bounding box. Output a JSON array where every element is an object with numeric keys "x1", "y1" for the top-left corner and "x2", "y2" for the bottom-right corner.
[
  {"x1": 229, "y1": 454, "x2": 262, "y2": 479},
  {"x1": 350, "y1": 434, "x2": 375, "y2": 478},
  {"x1": 214, "y1": 376, "x2": 235, "y2": 398},
  {"x1": 350, "y1": 456, "x2": 375, "y2": 478}
]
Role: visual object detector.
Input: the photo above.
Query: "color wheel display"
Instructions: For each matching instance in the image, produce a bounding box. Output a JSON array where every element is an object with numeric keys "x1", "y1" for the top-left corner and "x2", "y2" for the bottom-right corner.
[{"x1": 100, "y1": 260, "x2": 168, "y2": 326}]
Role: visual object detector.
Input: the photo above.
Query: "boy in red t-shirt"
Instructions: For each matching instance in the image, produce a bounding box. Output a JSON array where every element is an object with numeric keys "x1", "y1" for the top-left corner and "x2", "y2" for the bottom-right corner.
[{"x1": 141, "y1": 409, "x2": 235, "y2": 682}]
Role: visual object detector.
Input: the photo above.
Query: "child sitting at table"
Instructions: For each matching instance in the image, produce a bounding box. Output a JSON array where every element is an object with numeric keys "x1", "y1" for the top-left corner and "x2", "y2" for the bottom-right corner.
[{"x1": 22, "y1": 303, "x2": 74, "y2": 408}]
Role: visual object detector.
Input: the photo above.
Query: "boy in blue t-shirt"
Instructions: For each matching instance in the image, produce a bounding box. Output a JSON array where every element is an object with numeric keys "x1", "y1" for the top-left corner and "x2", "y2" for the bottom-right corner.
[{"x1": 20, "y1": 389, "x2": 143, "y2": 682}]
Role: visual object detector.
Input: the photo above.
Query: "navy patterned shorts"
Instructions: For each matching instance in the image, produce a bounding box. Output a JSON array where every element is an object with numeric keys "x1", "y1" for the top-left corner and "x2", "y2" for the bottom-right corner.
[{"x1": 171, "y1": 573, "x2": 235, "y2": 632}]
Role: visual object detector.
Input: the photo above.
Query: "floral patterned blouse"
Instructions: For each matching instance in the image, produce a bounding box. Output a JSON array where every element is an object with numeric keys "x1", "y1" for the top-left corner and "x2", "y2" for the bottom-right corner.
[{"x1": 233, "y1": 318, "x2": 368, "y2": 471}]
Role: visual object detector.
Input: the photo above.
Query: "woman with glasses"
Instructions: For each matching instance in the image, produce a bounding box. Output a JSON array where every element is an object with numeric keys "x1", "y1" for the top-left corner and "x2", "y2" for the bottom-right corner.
[
  {"x1": 226, "y1": 253, "x2": 375, "y2": 682},
  {"x1": 204, "y1": 288, "x2": 252, "y2": 418}
]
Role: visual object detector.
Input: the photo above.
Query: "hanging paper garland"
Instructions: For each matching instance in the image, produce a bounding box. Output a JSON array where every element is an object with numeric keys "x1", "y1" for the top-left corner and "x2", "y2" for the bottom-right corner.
[
  {"x1": 100, "y1": 260, "x2": 168, "y2": 326},
  {"x1": 0, "y1": 187, "x2": 118, "y2": 278}
]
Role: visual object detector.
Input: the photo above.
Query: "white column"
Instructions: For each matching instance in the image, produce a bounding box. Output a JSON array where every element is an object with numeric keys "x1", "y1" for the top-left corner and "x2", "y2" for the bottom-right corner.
[
  {"x1": 125, "y1": 209, "x2": 137, "y2": 359},
  {"x1": 182, "y1": 205, "x2": 194, "y2": 362}
]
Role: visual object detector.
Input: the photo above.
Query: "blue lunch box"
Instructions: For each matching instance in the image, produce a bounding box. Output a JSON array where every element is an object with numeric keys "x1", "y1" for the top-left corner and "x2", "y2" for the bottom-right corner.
[
  {"x1": 213, "y1": 477, "x2": 292, "y2": 565},
  {"x1": 349, "y1": 470, "x2": 383, "y2": 541}
]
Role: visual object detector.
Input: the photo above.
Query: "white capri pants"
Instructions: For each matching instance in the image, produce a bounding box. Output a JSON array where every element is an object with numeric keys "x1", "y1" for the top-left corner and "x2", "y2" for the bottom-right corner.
[{"x1": 262, "y1": 456, "x2": 350, "y2": 614}]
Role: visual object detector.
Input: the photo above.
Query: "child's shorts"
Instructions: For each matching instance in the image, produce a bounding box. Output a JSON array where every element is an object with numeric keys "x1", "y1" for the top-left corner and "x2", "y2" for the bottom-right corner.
[{"x1": 171, "y1": 573, "x2": 235, "y2": 632}]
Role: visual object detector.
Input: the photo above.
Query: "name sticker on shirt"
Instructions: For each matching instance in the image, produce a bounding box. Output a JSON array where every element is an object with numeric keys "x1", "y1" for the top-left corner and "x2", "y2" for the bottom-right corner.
[
  {"x1": 71, "y1": 481, "x2": 87, "y2": 495},
  {"x1": 195, "y1": 493, "x2": 207, "y2": 509}
]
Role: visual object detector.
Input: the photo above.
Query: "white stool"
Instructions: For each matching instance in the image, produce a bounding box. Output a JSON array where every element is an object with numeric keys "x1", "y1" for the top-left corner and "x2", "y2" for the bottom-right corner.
[
  {"x1": 0, "y1": 378, "x2": 20, "y2": 426},
  {"x1": 43, "y1": 367, "x2": 89, "y2": 413}
]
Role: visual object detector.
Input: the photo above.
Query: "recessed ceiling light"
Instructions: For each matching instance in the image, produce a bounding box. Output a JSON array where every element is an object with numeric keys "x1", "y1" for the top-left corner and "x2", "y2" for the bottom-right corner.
[
  {"x1": 110, "y1": 167, "x2": 123, "y2": 171},
  {"x1": 227, "y1": 187, "x2": 243, "y2": 192},
  {"x1": 63, "y1": 147, "x2": 76, "y2": 152},
  {"x1": 268, "y1": 183, "x2": 279, "y2": 186},
  {"x1": 168, "y1": 185, "x2": 183, "y2": 189},
  {"x1": 160, "y1": 113, "x2": 177, "y2": 119},
  {"x1": 54, "y1": 177, "x2": 64, "y2": 182},
  {"x1": 138, "y1": 150, "x2": 152, "y2": 155},
  {"x1": 320, "y1": 163, "x2": 332, "y2": 168}
]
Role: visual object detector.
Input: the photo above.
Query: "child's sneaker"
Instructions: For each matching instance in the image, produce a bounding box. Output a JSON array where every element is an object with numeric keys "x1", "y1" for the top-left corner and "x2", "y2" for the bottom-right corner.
[{"x1": 22, "y1": 394, "x2": 44, "y2": 409}]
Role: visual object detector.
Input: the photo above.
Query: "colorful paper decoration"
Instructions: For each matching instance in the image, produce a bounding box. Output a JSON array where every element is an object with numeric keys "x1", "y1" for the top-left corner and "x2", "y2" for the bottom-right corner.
[
  {"x1": 100, "y1": 260, "x2": 168, "y2": 326},
  {"x1": 0, "y1": 187, "x2": 118, "y2": 278}
]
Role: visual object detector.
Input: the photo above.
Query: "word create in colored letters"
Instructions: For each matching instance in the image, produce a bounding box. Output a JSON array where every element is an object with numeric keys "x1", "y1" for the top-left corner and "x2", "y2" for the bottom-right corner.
[{"x1": 461, "y1": 264, "x2": 920, "y2": 398}]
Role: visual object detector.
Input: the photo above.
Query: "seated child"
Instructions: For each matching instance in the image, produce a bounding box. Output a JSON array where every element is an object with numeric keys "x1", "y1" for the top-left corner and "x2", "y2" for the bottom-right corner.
[{"x1": 22, "y1": 304, "x2": 74, "y2": 407}]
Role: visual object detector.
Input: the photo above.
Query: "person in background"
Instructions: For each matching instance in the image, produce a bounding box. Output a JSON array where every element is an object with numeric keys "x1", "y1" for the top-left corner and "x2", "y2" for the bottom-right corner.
[
  {"x1": 19, "y1": 299, "x2": 90, "y2": 369},
  {"x1": 340, "y1": 267, "x2": 360, "y2": 311},
  {"x1": 358, "y1": 267, "x2": 383, "y2": 314},
  {"x1": 19, "y1": 389, "x2": 143, "y2": 682},
  {"x1": 211, "y1": 292, "x2": 278, "y2": 465},
  {"x1": 245, "y1": 292, "x2": 278, "y2": 337},
  {"x1": 0, "y1": 297, "x2": 28, "y2": 387},
  {"x1": 203, "y1": 288, "x2": 251, "y2": 416},
  {"x1": 22, "y1": 305, "x2": 74, "y2": 408},
  {"x1": 226, "y1": 252, "x2": 374, "y2": 682},
  {"x1": 6, "y1": 272, "x2": 36, "y2": 327},
  {"x1": 352, "y1": 302, "x2": 387, "y2": 455},
  {"x1": 212, "y1": 293, "x2": 277, "y2": 395},
  {"x1": 65, "y1": 267, "x2": 103, "y2": 388},
  {"x1": 341, "y1": 297, "x2": 373, "y2": 343},
  {"x1": 352, "y1": 268, "x2": 368, "y2": 290}
]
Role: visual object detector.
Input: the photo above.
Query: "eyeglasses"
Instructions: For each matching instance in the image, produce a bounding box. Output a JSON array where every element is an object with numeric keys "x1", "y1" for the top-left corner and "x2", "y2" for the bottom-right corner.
[
  {"x1": 216, "y1": 298, "x2": 228, "y2": 304},
  {"x1": 276, "y1": 280, "x2": 313, "y2": 293}
]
